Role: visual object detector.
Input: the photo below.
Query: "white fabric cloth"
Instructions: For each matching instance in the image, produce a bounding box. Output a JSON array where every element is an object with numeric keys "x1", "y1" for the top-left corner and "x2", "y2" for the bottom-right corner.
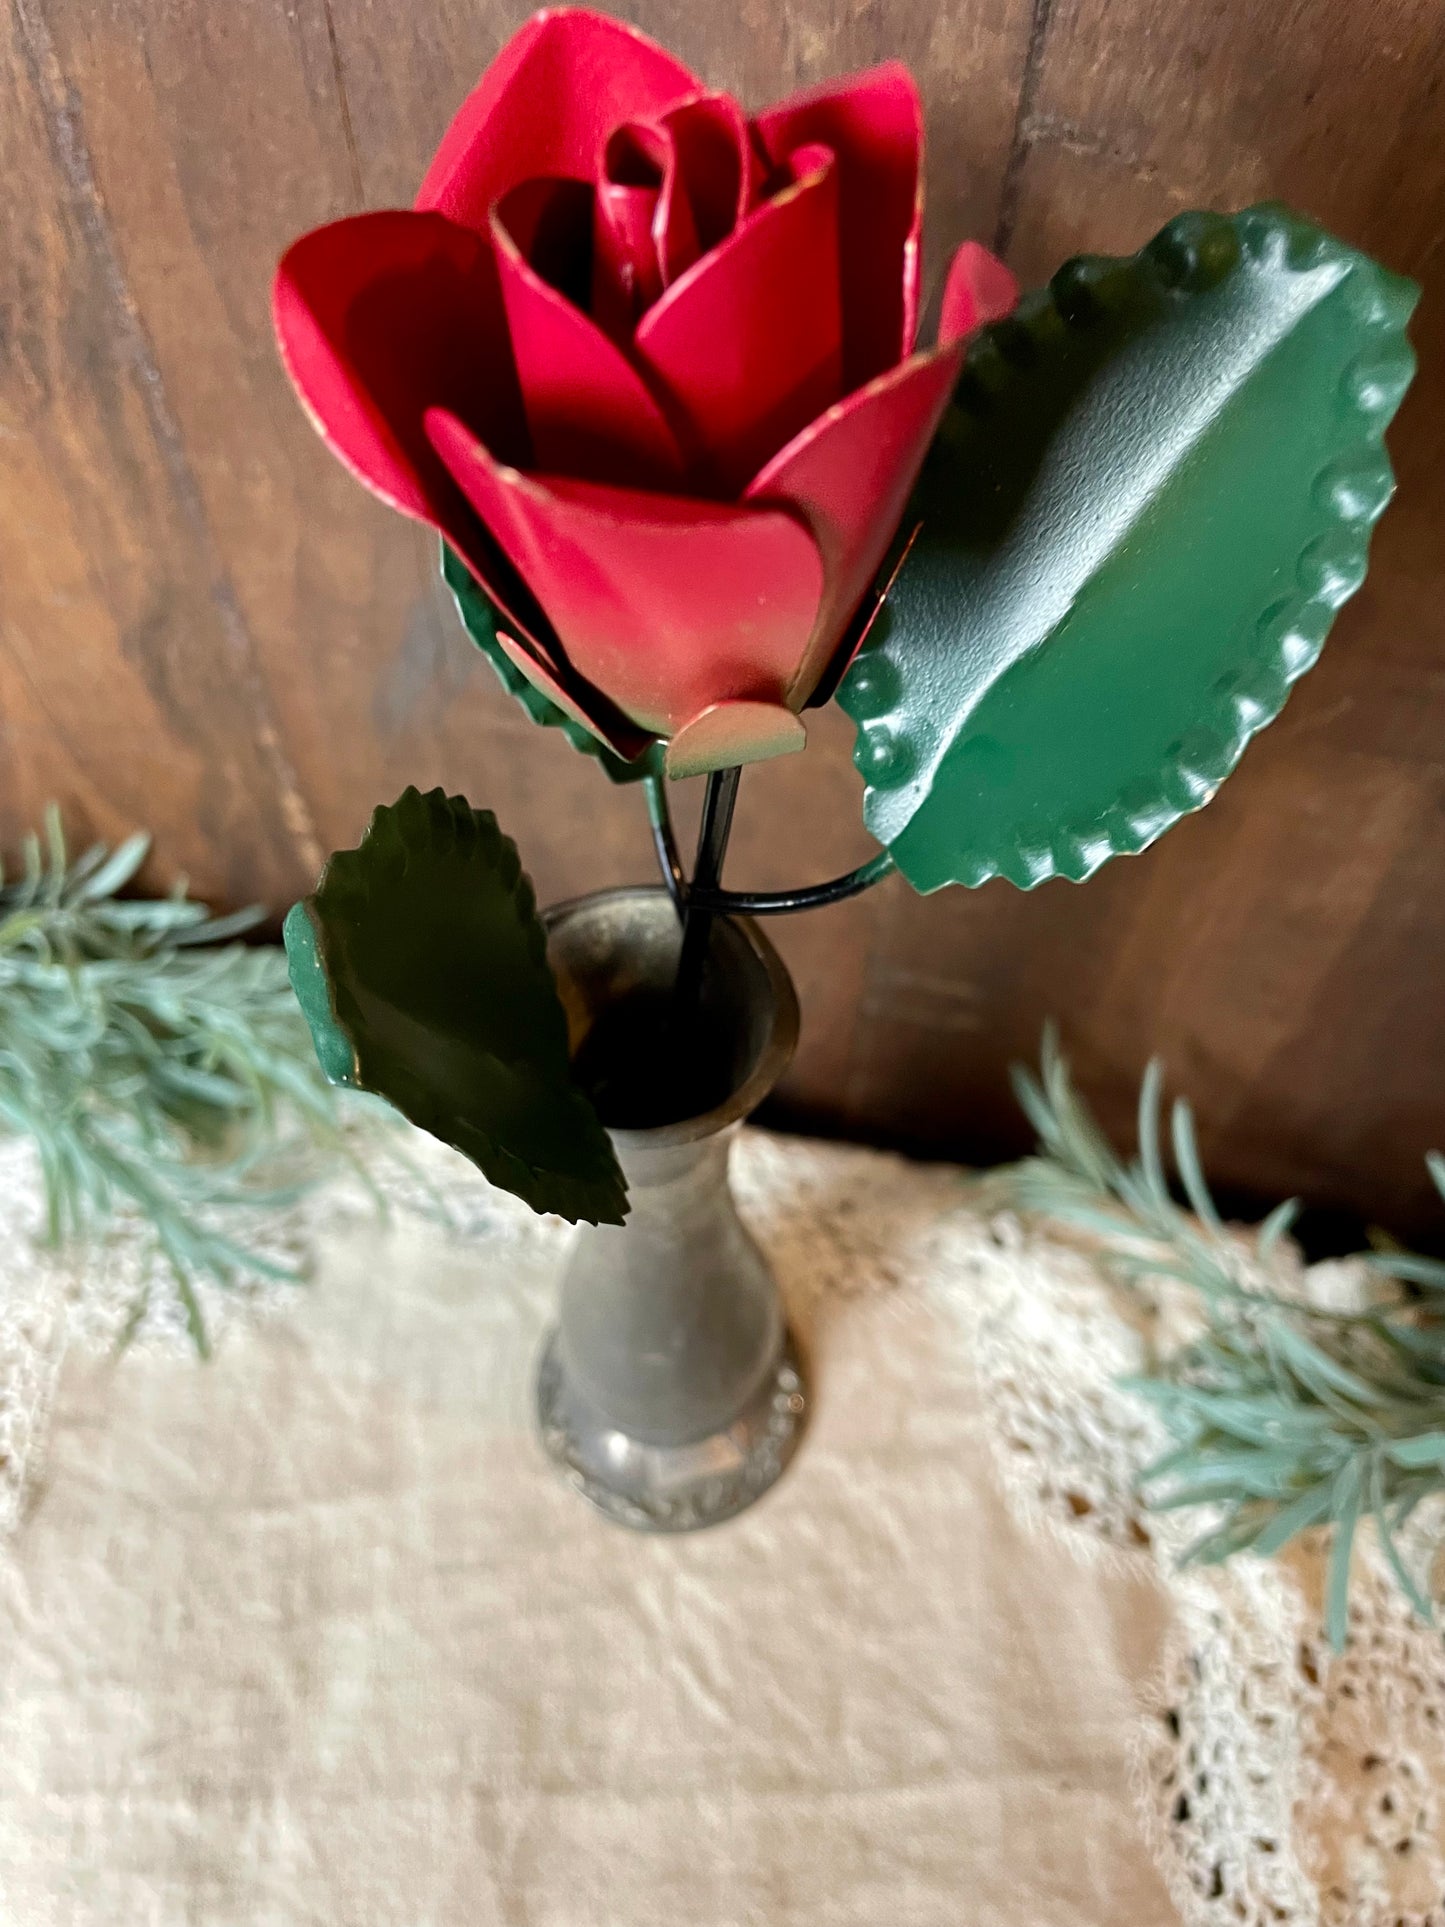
[{"x1": 0, "y1": 1128, "x2": 1438, "y2": 1926}]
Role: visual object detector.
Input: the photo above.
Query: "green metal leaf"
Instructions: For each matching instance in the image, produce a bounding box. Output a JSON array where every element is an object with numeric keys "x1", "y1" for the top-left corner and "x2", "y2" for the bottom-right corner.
[
  {"x1": 283, "y1": 786, "x2": 627, "y2": 1225},
  {"x1": 441, "y1": 543, "x2": 660, "y2": 786},
  {"x1": 839, "y1": 204, "x2": 1419, "y2": 892},
  {"x1": 282, "y1": 898, "x2": 357, "y2": 1087}
]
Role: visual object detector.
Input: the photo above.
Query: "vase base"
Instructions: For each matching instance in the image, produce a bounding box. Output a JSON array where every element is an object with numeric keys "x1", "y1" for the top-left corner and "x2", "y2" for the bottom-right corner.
[{"x1": 535, "y1": 1330, "x2": 808, "y2": 1532}]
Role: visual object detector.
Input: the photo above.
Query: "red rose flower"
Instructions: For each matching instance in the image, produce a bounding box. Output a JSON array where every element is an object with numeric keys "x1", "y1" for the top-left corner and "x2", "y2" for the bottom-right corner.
[{"x1": 274, "y1": 8, "x2": 1018, "y2": 775}]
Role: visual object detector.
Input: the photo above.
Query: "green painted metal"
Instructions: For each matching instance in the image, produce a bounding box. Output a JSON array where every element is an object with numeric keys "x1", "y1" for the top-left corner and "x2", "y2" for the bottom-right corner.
[
  {"x1": 441, "y1": 542, "x2": 661, "y2": 785},
  {"x1": 282, "y1": 898, "x2": 358, "y2": 1089},
  {"x1": 283, "y1": 786, "x2": 628, "y2": 1225},
  {"x1": 838, "y1": 204, "x2": 1419, "y2": 893}
]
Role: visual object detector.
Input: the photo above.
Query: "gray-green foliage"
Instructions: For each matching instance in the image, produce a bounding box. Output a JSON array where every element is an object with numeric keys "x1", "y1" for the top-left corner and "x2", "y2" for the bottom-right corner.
[
  {"x1": 0, "y1": 810, "x2": 359, "y2": 1353},
  {"x1": 1007, "y1": 1031, "x2": 1445, "y2": 1646}
]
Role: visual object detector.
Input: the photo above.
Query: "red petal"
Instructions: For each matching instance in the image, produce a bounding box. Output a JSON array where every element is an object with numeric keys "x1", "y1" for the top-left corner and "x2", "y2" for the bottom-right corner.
[
  {"x1": 492, "y1": 182, "x2": 684, "y2": 490},
  {"x1": 490, "y1": 627, "x2": 656, "y2": 761},
  {"x1": 940, "y1": 240, "x2": 1020, "y2": 344},
  {"x1": 665, "y1": 701, "x2": 805, "y2": 778},
  {"x1": 273, "y1": 209, "x2": 525, "y2": 519},
  {"x1": 754, "y1": 62, "x2": 922, "y2": 388},
  {"x1": 746, "y1": 340, "x2": 963, "y2": 704},
  {"x1": 426, "y1": 408, "x2": 824, "y2": 741},
  {"x1": 592, "y1": 130, "x2": 668, "y2": 336},
  {"x1": 593, "y1": 91, "x2": 755, "y2": 331},
  {"x1": 418, "y1": 10, "x2": 697, "y2": 231},
  {"x1": 274, "y1": 209, "x2": 573, "y2": 661},
  {"x1": 632, "y1": 148, "x2": 842, "y2": 498},
  {"x1": 653, "y1": 91, "x2": 757, "y2": 272}
]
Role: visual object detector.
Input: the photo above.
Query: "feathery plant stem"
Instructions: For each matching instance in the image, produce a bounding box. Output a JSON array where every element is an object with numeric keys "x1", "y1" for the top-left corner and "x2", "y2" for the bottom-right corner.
[
  {"x1": 1006, "y1": 1028, "x2": 1445, "y2": 1646},
  {"x1": 0, "y1": 808, "x2": 365, "y2": 1352}
]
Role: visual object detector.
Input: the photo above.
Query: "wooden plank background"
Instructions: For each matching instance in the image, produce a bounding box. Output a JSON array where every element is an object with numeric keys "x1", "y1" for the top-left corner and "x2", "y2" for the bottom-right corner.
[{"x1": 2, "y1": 0, "x2": 1442, "y2": 1228}]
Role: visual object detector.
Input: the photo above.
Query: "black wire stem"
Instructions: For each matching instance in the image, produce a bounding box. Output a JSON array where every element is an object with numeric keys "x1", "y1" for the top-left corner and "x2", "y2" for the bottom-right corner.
[
  {"x1": 687, "y1": 850, "x2": 895, "y2": 916},
  {"x1": 670, "y1": 765, "x2": 741, "y2": 1015},
  {"x1": 645, "y1": 768, "x2": 894, "y2": 918},
  {"x1": 643, "y1": 770, "x2": 686, "y2": 912}
]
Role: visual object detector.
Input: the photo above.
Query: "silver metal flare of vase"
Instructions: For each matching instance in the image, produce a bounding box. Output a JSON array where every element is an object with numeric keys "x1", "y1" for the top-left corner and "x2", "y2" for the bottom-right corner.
[{"x1": 536, "y1": 886, "x2": 807, "y2": 1531}]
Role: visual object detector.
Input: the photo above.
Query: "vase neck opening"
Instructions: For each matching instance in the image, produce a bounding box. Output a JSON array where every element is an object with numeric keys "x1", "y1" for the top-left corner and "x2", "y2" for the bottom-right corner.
[
  {"x1": 570, "y1": 984, "x2": 737, "y2": 1129},
  {"x1": 543, "y1": 888, "x2": 799, "y2": 1145}
]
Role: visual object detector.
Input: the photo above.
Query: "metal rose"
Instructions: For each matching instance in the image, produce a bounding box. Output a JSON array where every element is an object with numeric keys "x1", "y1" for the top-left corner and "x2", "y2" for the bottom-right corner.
[{"x1": 274, "y1": 9, "x2": 1018, "y2": 775}]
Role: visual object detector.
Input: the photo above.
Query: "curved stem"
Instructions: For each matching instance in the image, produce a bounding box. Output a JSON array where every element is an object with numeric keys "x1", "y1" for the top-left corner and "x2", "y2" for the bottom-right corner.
[
  {"x1": 687, "y1": 850, "x2": 896, "y2": 918},
  {"x1": 644, "y1": 767, "x2": 896, "y2": 917},
  {"x1": 644, "y1": 770, "x2": 686, "y2": 912}
]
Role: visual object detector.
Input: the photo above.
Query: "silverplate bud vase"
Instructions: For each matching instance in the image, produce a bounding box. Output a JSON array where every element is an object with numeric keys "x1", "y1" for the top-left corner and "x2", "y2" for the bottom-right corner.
[{"x1": 535, "y1": 887, "x2": 807, "y2": 1531}]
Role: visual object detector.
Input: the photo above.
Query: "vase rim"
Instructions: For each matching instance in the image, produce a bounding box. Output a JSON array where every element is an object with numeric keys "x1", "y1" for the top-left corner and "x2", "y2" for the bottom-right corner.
[{"x1": 543, "y1": 885, "x2": 799, "y2": 1149}]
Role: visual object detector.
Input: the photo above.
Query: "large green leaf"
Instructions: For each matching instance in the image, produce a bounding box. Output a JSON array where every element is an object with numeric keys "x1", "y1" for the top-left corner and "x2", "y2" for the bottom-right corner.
[
  {"x1": 441, "y1": 542, "x2": 660, "y2": 786},
  {"x1": 283, "y1": 786, "x2": 627, "y2": 1225},
  {"x1": 838, "y1": 205, "x2": 1418, "y2": 892}
]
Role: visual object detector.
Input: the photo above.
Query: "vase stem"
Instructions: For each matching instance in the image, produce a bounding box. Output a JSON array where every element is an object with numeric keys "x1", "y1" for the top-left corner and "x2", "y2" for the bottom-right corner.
[{"x1": 539, "y1": 888, "x2": 806, "y2": 1529}]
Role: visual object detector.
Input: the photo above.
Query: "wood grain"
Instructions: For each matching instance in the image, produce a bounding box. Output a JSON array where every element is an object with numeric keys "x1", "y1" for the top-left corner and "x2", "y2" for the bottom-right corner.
[{"x1": 2, "y1": 0, "x2": 1443, "y2": 1227}]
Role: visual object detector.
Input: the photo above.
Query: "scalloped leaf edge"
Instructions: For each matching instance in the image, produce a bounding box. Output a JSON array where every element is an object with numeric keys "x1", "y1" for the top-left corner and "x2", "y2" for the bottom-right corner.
[{"x1": 840, "y1": 203, "x2": 1420, "y2": 892}]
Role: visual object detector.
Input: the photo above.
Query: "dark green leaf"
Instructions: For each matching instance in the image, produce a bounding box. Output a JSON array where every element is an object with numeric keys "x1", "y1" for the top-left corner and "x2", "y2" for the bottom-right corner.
[
  {"x1": 441, "y1": 543, "x2": 659, "y2": 786},
  {"x1": 840, "y1": 205, "x2": 1418, "y2": 891},
  {"x1": 285, "y1": 786, "x2": 627, "y2": 1225}
]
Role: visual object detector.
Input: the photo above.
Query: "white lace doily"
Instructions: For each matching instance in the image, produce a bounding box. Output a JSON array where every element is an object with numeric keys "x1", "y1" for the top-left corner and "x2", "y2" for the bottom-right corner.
[
  {"x1": 961, "y1": 1208, "x2": 1445, "y2": 1927},
  {"x1": 1, "y1": 1125, "x2": 1441, "y2": 1926}
]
